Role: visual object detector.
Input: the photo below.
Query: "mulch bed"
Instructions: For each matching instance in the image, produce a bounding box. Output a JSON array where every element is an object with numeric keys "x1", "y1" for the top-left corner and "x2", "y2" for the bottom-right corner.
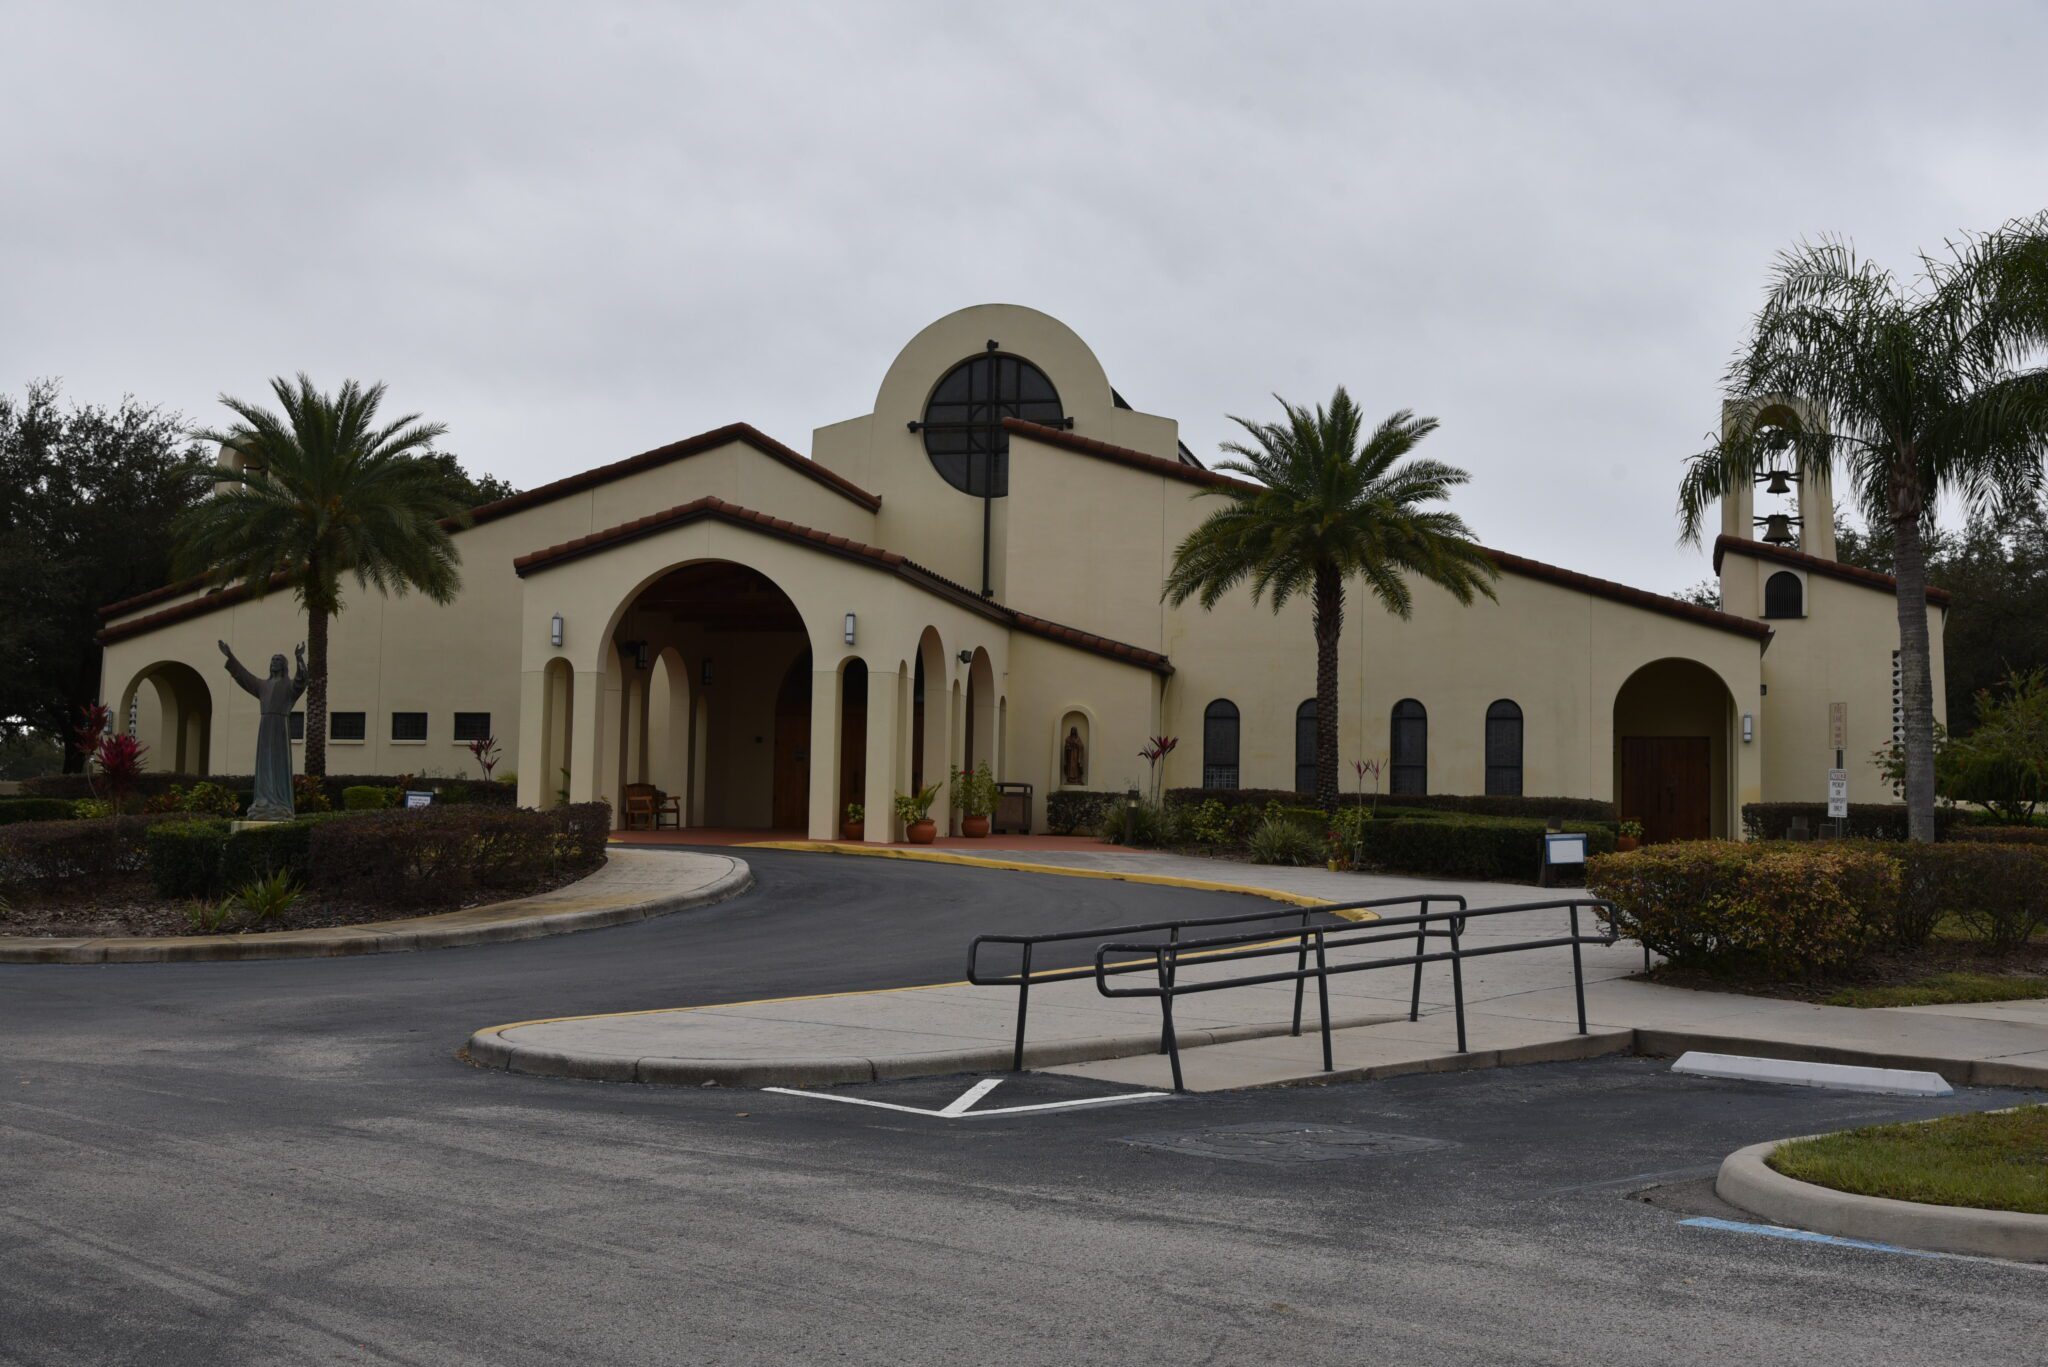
[
  {"x1": 1643, "y1": 938, "x2": 2048, "y2": 1003},
  {"x1": 0, "y1": 866, "x2": 596, "y2": 940}
]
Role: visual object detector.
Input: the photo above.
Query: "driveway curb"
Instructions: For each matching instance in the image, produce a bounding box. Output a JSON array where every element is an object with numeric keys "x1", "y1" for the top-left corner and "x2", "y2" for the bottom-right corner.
[
  {"x1": 0, "y1": 850, "x2": 752, "y2": 964},
  {"x1": 1715, "y1": 1135, "x2": 2048, "y2": 1262}
]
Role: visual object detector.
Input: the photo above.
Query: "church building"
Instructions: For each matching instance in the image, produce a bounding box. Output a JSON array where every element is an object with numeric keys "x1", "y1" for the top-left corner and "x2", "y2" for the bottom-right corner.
[{"x1": 95, "y1": 305, "x2": 1948, "y2": 841}]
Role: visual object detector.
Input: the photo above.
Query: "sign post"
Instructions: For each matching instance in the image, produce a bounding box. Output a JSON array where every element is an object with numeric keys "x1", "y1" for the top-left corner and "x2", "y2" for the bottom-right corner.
[{"x1": 1827, "y1": 769, "x2": 1848, "y2": 820}]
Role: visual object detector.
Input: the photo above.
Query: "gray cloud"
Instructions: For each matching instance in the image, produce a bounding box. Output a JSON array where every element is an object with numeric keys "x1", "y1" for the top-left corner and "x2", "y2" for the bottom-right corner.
[{"x1": 6, "y1": 0, "x2": 2045, "y2": 590}]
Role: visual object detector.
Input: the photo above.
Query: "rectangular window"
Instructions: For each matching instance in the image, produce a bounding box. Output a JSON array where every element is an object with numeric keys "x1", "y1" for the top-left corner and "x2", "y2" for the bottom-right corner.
[
  {"x1": 289, "y1": 711, "x2": 304, "y2": 741},
  {"x1": 452, "y1": 711, "x2": 492, "y2": 742},
  {"x1": 330, "y1": 712, "x2": 366, "y2": 742},
  {"x1": 391, "y1": 711, "x2": 429, "y2": 742}
]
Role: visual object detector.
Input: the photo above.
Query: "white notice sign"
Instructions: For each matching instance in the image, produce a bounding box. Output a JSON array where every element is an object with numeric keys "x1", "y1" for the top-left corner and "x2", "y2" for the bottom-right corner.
[{"x1": 1827, "y1": 769, "x2": 1849, "y2": 819}]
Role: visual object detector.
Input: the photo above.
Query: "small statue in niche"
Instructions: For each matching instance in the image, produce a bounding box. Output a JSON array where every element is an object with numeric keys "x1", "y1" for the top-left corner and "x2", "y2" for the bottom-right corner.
[
  {"x1": 1062, "y1": 725, "x2": 1086, "y2": 786},
  {"x1": 219, "y1": 639, "x2": 307, "y2": 821}
]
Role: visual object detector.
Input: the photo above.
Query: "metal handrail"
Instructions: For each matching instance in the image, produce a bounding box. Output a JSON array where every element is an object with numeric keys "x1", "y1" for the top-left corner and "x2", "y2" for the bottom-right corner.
[
  {"x1": 966, "y1": 895, "x2": 1467, "y2": 1071},
  {"x1": 1093, "y1": 897, "x2": 1618, "y2": 1091}
]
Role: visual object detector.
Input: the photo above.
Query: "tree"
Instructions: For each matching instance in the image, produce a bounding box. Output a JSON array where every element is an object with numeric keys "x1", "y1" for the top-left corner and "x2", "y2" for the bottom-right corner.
[
  {"x1": 174, "y1": 375, "x2": 469, "y2": 777},
  {"x1": 1163, "y1": 389, "x2": 1497, "y2": 810},
  {"x1": 414, "y1": 449, "x2": 518, "y2": 506},
  {"x1": 1944, "y1": 669, "x2": 2048, "y2": 823},
  {"x1": 1670, "y1": 579, "x2": 1722, "y2": 610},
  {"x1": 0, "y1": 381, "x2": 213, "y2": 768},
  {"x1": 1678, "y1": 215, "x2": 2048, "y2": 841}
]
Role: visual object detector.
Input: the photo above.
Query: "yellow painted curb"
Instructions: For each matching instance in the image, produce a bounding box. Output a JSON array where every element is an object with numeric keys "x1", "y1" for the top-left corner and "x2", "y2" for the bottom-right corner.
[{"x1": 740, "y1": 840, "x2": 1362, "y2": 915}]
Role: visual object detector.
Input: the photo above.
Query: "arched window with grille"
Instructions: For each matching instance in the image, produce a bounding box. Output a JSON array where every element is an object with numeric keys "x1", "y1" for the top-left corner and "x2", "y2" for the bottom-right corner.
[
  {"x1": 1764, "y1": 570, "x2": 1804, "y2": 619},
  {"x1": 1485, "y1": 700, "x2": 1524, "y2": 796},
  {"x1": 1294, "y1": 699, "x2": 1316, "y2": 793},
  {"x1": 1203, "y1": 699, "x2": 1240, "y2": 789},
  {"x1": 1390, "y1": 699, "x2": 1427, "y2": 796}
]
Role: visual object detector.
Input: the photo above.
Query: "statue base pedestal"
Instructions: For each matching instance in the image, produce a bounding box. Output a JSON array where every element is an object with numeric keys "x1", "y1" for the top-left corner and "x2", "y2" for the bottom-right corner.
[{"x1": 231, "y1": 817, "x2": 291, "y2": 831}]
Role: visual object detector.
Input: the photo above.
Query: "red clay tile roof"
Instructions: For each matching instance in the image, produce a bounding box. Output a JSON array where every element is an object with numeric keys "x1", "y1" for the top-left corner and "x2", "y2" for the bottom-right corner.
[
  {"x1": 99, "y1": 423, "x2": 881, "y2": 624},
  {"x1": 513, "y1": 496, "x2": 1175, "y2": 675},
  {"x1": 1714, "y1": 535, "x2": 1952, "y2": 606},
  {"x1": 1005, "y1": 419, "x2": 1775, "y2": 643}
]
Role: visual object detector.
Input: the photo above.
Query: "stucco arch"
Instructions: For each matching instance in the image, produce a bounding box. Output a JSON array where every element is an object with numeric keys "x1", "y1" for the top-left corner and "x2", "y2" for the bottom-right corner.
[
  {"x1": 117, "y1": 660, "x2": 213, "y2": 775},
  {"x1": 1611, "y1": 656, "x2": 1739, "y2": 841}
]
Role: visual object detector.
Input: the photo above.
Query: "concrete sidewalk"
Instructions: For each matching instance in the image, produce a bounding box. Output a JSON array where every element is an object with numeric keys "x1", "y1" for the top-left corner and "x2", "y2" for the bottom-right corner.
[{"x1": 464, "y1": 849, "x2": 2048, "y2": 1092}]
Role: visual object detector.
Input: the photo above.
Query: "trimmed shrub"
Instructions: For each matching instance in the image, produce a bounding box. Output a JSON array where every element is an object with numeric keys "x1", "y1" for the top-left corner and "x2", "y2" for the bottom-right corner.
[
  {"x1": 1247, "y1": 815, "x2": 1323, "y2": 866},
  {"x1": 1099, "y1": 798, "x2": 1172, "y2": 848},
  {"x1": 305, "y1": 802, "x2": 609, "y2": 908},
  {"x1": 342, "y1": 785, "x2": 394, "y2": 811},
  {"x1": 0, "y1": 797, "x2": 79, "y2": 825},
  {"x1": 1045, "y1": 789, "x2": 1117, "y2": 836},
  {"x1": 1351, "y1": 815, "x2": 1614, "y2": 883},
  {"x1": 1587, "y1": 841, "x2": 1898, "y2": 976},
  {"x1": 1164, "y1": 788, "x2": 1617, "y2": 823},
  {"x1": 0, "y1": 814, "x2": 166, "y2": 889},
  {"x1": 1164, "y1": 787, "x2": 1304, "y2": 811},
  {"x1": 1899, "y1": 843, "x2": 2048, "y2": 953},
  {"x1": 23, "y1": 771, "x2": 518, "y2": 808},
  {"x1": 145, "y1": 820, "x2": 233, "y2": 898},
  {"x1": 217, "y1": 816, "x2": 341, "y2": 888},
  {"x1": 1957, "y1": 825, "x2": 2048, "y2": 846},
  {"x1": 1741, "y1": 802, "x2": 1961, "y2": 842}
]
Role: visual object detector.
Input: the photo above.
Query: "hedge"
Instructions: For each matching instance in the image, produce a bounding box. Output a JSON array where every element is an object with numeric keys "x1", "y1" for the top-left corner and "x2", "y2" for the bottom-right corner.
[
  {"x1": 0, "y1": 815, "x2": 171, "y2": 889},
  {"x1": 1349, "y1": 814, "x2": 1615, "y2": 883},
  {"x1": 1165, "y1": 788, "x2": 1617, "y2": 822},
  {"x1": 342, "y1": 785, "x2": 395, "y2": 811},
  {"x1": 1587, "y1": 842, "x2": 1898, "y2": 976},
  {"x1": 1046, "y1": 790, "x2": 1118, "y2": 835},
  {"x1": 1898, "y1": 843, "x2": 2048, "y2": 953},
  {"x1": 1741, "y1": 802, "x2": 1961, "y2": 842},
  {"x1": 0, "y1": 797, "x2": 80, "y2": 825},
  {"x1": 22, "y1": 772, "x2": 515, "y2": 807},
  {"x1": 305, "y1": 802, "x2": 609, "y2": 908},
  {"x1": 1957, "y1": 825, "x2": 2048, "y2": 846},
  {"x1": 145, "y1": 820, "x2": 233, "y2": 898}
]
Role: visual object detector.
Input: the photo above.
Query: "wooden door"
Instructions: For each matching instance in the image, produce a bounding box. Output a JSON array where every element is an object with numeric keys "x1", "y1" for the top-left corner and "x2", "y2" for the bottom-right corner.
[
  {"x1": 1619, "y1": 736, "x2": 1712, "y2": 843},
  {"x1": 772, "y1": 655, "x2": 810, "y2": 830}
]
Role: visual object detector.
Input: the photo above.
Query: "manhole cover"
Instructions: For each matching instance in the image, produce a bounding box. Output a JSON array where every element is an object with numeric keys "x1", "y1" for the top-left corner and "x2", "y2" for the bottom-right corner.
[{"x1": 1117, "y1": 1121, "x2": 1446, "y2": 1165}]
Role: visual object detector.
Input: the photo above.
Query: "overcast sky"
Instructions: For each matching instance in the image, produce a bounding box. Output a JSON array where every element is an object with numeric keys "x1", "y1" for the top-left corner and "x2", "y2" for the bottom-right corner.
[{"x1": 6, "y1": 2, "x2": 2045, "y2": 591}]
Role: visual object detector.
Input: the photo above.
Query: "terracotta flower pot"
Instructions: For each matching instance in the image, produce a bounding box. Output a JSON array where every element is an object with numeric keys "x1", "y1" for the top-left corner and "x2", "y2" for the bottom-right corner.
[
  {"x1": 907, "y1": 818, "x2": 937, "y2": 845},
  {"x1": 841, "y1": 822, "x2": 863, "y2": 843},
  {"x1": 1616, "y1": 835, "x2": 1639, "y2": 852},
  {"x1": 963, "y1": 815, "x2": 991, "y2": 838}
]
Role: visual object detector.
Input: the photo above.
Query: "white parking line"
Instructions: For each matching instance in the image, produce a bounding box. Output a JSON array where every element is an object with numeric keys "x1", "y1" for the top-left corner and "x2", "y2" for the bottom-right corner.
[{"x1": 762, "y1": 1078, "x2": 1173, "y2": 1119}]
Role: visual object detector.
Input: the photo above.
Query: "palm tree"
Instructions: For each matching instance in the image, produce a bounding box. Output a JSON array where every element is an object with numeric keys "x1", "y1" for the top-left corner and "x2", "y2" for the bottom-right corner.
[
  {"x1": 175, "y1": 375, "x2": 468, "y2": 777},
  {"x1": 1679, "y1": 215, "x2": 2048, "y2": 842},
  {"x1": 1164, "y1": 389, "x2": 1497, "y2": 810}
]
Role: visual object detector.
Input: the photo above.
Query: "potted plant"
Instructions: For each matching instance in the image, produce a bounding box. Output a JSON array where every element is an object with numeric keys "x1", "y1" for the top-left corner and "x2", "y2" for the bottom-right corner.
[
  {"x1": 951, "y1": 762, "x2": 997, "y2": 838},
  {"x1": 1616, "y1": 819, "x2": 1643, "y2": 852},
  {"x1": 842, "y1": 801, "x2": 864, "y2": 843},
  {"x1": 895, "y1": 782, "x2": 942, "y2": 845}
]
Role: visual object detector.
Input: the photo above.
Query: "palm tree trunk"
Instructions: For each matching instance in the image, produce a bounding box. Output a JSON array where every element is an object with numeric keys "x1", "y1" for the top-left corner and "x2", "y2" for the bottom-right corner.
[
  {"x1": 1890, "y1": 501, "x2": 1939, "y2": 843},
  {"x1": 305, "y1": 605, "x2": 329, "y2": 779},
  {"x1": 1313, "y1": 564, "x2": 1345, "y2": 812}
]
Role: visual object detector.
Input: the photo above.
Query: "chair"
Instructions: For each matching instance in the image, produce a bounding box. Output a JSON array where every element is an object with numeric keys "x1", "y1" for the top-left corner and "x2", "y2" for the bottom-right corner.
[{"x1": 622, "y1": 783, "x2": 658, "y2": 831}]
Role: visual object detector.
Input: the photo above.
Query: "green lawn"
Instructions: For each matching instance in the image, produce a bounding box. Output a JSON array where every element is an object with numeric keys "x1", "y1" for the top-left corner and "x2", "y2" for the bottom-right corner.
[
  {"x1": 1824, "y1": 972, "x2": 2048, "y2": 1009},
  {"x1": 1769, "y1": 1106, "x2": 2048, "y2": 1215}
]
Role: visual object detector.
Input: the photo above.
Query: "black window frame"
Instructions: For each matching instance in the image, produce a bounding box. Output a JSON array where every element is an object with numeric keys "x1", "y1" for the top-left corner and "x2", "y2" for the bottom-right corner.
[
  {"x1": 914, "y1": 352, "x2": 1066, "y2": 497},
  {"x1": 1202, "y1": 699, "x2": 1241, "y2": 790},
  {"x1": 1484, "y1": 699, "x2": 1524, "y2": 797},
  {"x1": 1294, "y1": 698, "x2": 1317, "y2": 794},
  {"x1": 452, "y1": 711, "x2": 492, "y2": 743},
  {"x1": 1390, "y1": 699, "x2": 1427, "y2": 796},
  {"x1": 390, "y1": 711, "x2": 428, "y2": 743},
  {"x1": 329, "y1": 711, "x2": 367, "y2": 742},
  {"x1": 289, "y1": 711, "x2": 304, "y2": 741},
  {"x1": 1763, "y1": 570, "x2": 1804, "y2": 619}
]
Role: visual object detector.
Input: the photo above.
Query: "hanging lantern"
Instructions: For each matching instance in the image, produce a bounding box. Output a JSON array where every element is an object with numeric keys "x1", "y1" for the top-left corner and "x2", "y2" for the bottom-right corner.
[
  {"x1": 1761, "y1": 513, "x2": 1797, "y2": 545},
  {"x1": 1761, "y1": 468, "x2": 1795, "y2": 495}
]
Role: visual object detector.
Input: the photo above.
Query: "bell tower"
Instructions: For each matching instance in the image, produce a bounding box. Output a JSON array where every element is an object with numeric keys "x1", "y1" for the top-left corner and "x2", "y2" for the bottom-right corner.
[{"x1": 1718, "y1": 396, "x2": 1835, "y2": 559}]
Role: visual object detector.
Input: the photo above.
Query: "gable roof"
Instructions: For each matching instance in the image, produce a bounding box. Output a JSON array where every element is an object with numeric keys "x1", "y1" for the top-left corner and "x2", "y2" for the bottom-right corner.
[
  {"x1": 1714, "y1": 535, "x2": 1953, "y2": 606},
  {"x1": 1004, "y1": 419, "x2": 1775, "y2": 643},
  {"x1": 513, "y1": 495, "x2": 1174, "y2": 675},
  {"x1": 99, "y1": 422, "x2": 883, "y2": 625}
]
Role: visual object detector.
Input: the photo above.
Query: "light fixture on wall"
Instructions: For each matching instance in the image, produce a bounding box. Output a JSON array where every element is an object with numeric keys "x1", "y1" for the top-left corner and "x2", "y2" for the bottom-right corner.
[
  {"x1": 843, "y1": 612, "x2": 856, "y2": 646},
  {"x1": 549, "y1": 613, "x2": 564, "y2": 648},
  {"x1": 1742, "y1": 713, "x2": 1755, "y2": 743},
  {"x1": 957, "y1": 649, "x2": 973, "y2": 665}
]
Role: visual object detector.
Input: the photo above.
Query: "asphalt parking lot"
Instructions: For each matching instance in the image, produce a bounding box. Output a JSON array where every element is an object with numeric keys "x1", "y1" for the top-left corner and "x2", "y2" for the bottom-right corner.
[{"x1": 4, "y1": 852, "x2": 2044, "y2": 1365}]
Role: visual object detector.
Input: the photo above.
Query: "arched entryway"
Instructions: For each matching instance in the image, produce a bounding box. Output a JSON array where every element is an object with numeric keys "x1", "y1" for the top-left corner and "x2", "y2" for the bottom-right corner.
[
  {"x1": 117, "y1": 661, "x2": 213, "y2": 775},
  {"x1": 1613, "y1": 658, "x2": 1736, "y2": 842}
]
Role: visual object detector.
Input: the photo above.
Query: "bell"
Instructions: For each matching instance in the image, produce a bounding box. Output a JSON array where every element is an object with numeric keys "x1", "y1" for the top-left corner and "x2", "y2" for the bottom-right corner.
[
  {"x1": 1761, "y1": 469, "x2": 1795, "y2": 495},
  {"x1": 1761, "y1": 513, "x2": 1797, "y2": 546}
]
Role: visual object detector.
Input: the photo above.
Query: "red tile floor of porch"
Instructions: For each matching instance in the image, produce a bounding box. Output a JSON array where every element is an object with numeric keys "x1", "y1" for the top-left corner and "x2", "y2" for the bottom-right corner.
[{"x1": 609, "y1": 827, "x2": 1118, "y2": 853}]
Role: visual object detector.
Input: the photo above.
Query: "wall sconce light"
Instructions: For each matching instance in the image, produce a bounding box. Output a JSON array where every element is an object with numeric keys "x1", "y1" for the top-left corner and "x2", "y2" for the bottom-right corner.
[
  {"x1": 1742, "y1": 713, "x2": 1755, "y2": 743},
  {"x1": 549, "y1": 613, "x2": 564, "y2": 648},
  {"x1": 957, "y1": 649, "x2": 973, "y2": 665},
  {"x1": 843, "y1": 612, "x2": 857, "y2": 646},
  {"x1": 700, "y1": 659, "x2": 713, "y2": 687}
]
